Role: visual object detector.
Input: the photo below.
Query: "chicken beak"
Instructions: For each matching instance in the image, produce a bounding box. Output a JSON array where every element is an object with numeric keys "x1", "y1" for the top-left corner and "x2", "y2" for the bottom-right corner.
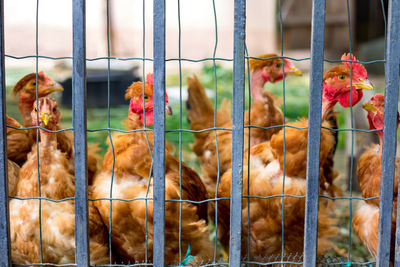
[
  {"x1": 40, "y1": 112, "x2": 50, "y2": 126},
  {"x1": 354, "y1": 79, "x2": 374, "y2": 91},
  {"x1": 165, "y1": 105, "x2": 173, "y2": 116},
  {"x1": 363, "y1": 102, "x2": 378, "y2": 112},
  {"x1": 287, "y1": 66, "x2": 302, "y2": 76},
  {"x1": 41, "y1": 82, "x2": 64, "y2": 95}
]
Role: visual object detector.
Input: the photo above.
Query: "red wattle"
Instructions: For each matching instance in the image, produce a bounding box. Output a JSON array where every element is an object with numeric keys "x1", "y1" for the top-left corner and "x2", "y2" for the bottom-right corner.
[
  {"x1": 141, "y1": 111, "x2": 154, "y2": 126},
  {"x1": 338, "y1": 88, "x2": 363, "y2": 108}
]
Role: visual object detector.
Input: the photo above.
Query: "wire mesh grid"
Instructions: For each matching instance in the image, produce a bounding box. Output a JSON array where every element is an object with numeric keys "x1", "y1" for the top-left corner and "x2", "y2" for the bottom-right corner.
[{"x1": 0, "y1": 0, "x2": 399, "y2": 266}]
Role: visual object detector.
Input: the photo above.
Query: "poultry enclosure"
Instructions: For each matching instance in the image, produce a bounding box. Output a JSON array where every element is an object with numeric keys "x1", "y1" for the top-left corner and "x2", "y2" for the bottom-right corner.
[{"x1": 0, "y1": 0, "x2": 399, "y2": 266}]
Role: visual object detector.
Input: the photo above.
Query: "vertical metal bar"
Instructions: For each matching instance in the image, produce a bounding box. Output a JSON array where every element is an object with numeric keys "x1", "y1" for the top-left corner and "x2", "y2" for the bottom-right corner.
[
  {"x1": 379, "y1": 0, "x2": 400, "y2": 266},
  {"x1": 153, "y1": 0, "x2": 166, "y2": 265},
  {"x1": 303, "y1": 0, "x2": 326, "y2": 266},
  {"x1": 73, "y1": 0, "x2": 89, "y2": 265},
  {"x1": 394, "y1": 3, "x2": 400, "y2": 265},
  {"x1": 0, "y1": 0, "x2": 11, "y2": 265},
  {"x1": 229, "y1": 0, "x2": 245, "y2": 265}
]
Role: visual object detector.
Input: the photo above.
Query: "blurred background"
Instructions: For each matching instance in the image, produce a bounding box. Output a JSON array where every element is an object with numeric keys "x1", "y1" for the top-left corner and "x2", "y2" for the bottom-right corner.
[{"x1": 3, "y1": 0, "x2": 391, "y2": 262}]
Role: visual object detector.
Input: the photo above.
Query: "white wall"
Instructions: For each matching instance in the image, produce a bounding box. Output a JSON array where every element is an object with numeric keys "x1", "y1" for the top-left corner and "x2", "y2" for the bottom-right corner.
[{"x1": 4, "y1": 0, "x2": 277, "y2": 70}]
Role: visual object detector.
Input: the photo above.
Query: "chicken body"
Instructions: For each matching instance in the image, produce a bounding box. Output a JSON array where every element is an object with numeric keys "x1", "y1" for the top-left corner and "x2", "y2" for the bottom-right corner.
[
  {"x1": 6, "y1": 115, "x2": 26, "y2": 196},
  {"x1": 7, "y1": 72, "x2": 99, "y2": 183},
  {"x1": 353, "y1": 94, "x2": 398, "y2": 262},
  {"x1": 217, "y1": 120, "x2": 338, "y2": 256},
  {"x1": 10, "y1": 98, "x2": 109, "y2": 266},
  {"x1": 92, "y1": 75, "x2": 212, "y2": 264},
  {"x1": 215, "y1": 53, "x2": 373, "y2": 258},
  {"x1": 186, "y1": 54, "x2": 299, "y2": 200},
  {"x1": 352, "y1": 144, "x2": 397, "y2": 260}
]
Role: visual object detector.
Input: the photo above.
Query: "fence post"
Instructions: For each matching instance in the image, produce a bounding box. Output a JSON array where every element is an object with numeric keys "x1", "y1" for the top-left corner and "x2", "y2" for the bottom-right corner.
[
  {"x1": 153, "y1": 0, "x2": 166, "y2": 265},
  {"x1": 0, "y1": 0, "x2": 11, "y2": 265},
  {"x1": 379, "y1": 0, "x2": 400, "y2": 266},
  {"x1": 73, "y1": 0, "x2": 90, "y2": 265},
  {"x1": 229, "y1": 0, "x2": 246, "y2": 265},
  {"x1": 303, "y1": 0, "x2": 326, "y2": 266}
]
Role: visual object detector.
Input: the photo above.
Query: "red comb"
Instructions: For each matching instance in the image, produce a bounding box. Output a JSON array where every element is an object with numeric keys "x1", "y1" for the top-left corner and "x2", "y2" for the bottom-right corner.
[
  {"x1": 370, "y1": 93, "x2": 385, "y2": 105},
  {"x1": 146, "y1": 73, "x2": 154, "y2": 87},
  {"x1": 341, "y1": 53, "x2": 367, "y2": 78},
  {"x1": 145, "y1": 73, "x2": 168, "y2": 102}
]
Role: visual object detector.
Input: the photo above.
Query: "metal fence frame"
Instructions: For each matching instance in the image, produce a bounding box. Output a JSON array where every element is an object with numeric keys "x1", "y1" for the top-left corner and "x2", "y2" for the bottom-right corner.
[{"x1": 0, "y1": 0, "x2": 399, "y2": 266}]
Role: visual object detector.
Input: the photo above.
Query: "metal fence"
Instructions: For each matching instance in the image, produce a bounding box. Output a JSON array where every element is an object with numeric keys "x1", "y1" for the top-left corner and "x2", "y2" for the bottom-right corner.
[{"x1": 0, "y1": 0, "x2": 399, "y2": 266}]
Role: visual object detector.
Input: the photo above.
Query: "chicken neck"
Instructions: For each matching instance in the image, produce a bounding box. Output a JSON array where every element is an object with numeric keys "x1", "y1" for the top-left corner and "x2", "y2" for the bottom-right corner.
[
  {"x1": 128, "y1": 112, "x2": 145, "y2": 130},
  {"x1": 39, "y1": 127, "x2": 57, "y2": 149},
  {"x1": 321, "y1": 98, "x2": 337, "y2": 123},
  {"x1": 19, "y1": 95, "x2": 36, "y2": 126},
  {"x1": 250, "y1": 69, "x2": 267, "y2": 102}
]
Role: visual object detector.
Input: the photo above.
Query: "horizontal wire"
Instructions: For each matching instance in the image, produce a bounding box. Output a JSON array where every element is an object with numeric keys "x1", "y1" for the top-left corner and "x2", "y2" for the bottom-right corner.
[
  {"x1": 242, "y1": 260, "x2": 303, "y2": 265},
  {"x1": 5, "y1": 54, "x2": 386, "y2": 65},
  {"x1": 7, "y1": 124, "x2": 383, "y2": 134},
  {"x1": 13, "y1": 263, "x2": 77, "y2": 267},
  {"x1": 7, "y1": 125, "x2": 73, "y2": 133},
  {"x1": 87, "y1": 128, "x2": 152, "y2": 133},
  {"x1": 9, "y1": 196, "x2": 75, "y2": 202}
]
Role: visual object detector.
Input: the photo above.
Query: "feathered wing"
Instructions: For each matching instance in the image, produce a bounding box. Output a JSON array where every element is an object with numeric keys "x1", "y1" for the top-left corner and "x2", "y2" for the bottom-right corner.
[
  {"x1": 353, "y1": 145, "x2": 398, "y2": 263},
  {"x1": 217, "y1": 120, "x2": 338, "y2": 256},
  {"x1": 93, "y1": 130, "x2": 212, "y2": 264},
  {"x1": 10, "y1": 131, "x2": 109, "y2": 265},
  {"x1": 8, "y1": 160, "x2": 20, "y2": 197},
  {"x1": 7, "y1": 132, "x2": 33, "y2": 166}
]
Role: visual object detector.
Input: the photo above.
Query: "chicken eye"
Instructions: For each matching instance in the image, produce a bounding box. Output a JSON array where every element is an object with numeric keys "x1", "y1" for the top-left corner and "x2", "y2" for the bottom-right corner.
[
  {"x1": 337, "y1": 75, "x2": 346, "y2": 81},
  {"x1": 144, "y1": 95, "x2": 149, "y2": 101},
  {"x1": 275, "y1": 63, "x2": 281, "y2": 68},
  {"x1": 53, "y1": 107, "x2": 57, "y2": 112},
  {"x1": 32, "y1": 82, "x2": 36, "y2": 86},
  {"x1": 34, "y1": 107, "x2": 37, "y2": 112}
]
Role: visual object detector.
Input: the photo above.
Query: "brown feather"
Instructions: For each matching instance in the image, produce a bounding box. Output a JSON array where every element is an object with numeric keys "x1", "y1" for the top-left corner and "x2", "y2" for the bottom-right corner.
[
  {"x1": 93, "y1": 126, "x2": 212, "y2": 264},
  {"x1": 10, "y1": 126, "x2": 109, "y2": 265}
]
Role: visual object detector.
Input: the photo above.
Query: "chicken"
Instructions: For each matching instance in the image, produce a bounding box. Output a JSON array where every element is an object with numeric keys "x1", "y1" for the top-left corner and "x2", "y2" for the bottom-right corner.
[
  {"x1": 216, "y1": 53, "x2": 374, "y2": 257},
  {"x1": 352, "y1": 94, "x2": 398, "y2": 262},
  {"x1": 8, "y1": 71, "x2": 99, "y2": 183},
  {"x1": 187, "y1": 54, "x2": 301, "y2": 201},
  {"x1": 10, "y1": 97, "x2": 109, "y2": 265},
  {"x1": 7, "y1": 71, "x2": 65, "y2": 166},
  {"x1": 5, "y1": 115, "x2": 26, "y2": 196},
  {"x1": 92, "y1": 74, "x2": 212, "y2": 264}
]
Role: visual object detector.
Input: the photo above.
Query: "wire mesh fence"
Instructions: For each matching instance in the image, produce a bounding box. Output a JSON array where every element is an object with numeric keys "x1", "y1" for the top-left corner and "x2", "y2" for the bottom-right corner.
[{"x1": 0, "y1": 0, "x2": 399, "y2": 266}]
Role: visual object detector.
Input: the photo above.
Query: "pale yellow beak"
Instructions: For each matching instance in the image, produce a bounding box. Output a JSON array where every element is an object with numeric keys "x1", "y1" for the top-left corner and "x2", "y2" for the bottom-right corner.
[
  {"x1": 354, "y1": 79, "x2": 374, "y2": 91},
  {"x1": 40, "y1": 112, "x2": 50, "y2": 126},
  {"x1": 363, "y1": 102, "x2": 378, "y2": 112},
  {"x1": 287, "y1": 67, "x2": 302, "y2": 76},
  {"x1": 40, "y1": 82, "x2": 64, "y2": 96}
]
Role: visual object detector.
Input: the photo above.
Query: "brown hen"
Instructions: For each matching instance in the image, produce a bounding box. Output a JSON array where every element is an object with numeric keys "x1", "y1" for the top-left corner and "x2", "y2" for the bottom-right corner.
[
  {"x1": 187, "y1": 54, "x2": 301, "y2": 203},
  {"x1": 8, "y1": 72, "x2": 99, "y2": 183},
  {"x1": 7, "y1": 72, "x2": 65, "y2": 165},
  {"x1": 10, "y1": 97, "x2": 109, "y2": 265},
  {"x1": 353, "y1": 94, "x2": 398, "y2": 263},
  {"x1": 92, "y1": 74, "x2": 212, "y2": 264},
  {"x1": 216, "y1": 53, "x2": 374, "y2": 258},
  {"x1": 5, "y1": 115, "x2": 26, "y2": 196}
]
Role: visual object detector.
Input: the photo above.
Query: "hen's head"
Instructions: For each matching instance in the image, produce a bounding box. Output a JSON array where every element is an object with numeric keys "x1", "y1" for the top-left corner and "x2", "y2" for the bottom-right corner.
[
  {"x1": 125, "y1": 73, "x2": 172, "y2": 126},
  {"x1": 13, "y1": 71, "x2": 63, "y2": 101},
  {"x1": 362, "y1": 94, "x2": 398, "y2": 143},
  {"x1": 248, "y1": 53, "x2": 302, "y2": 84},
  {"x1": 31, "y1": 97, "x2": 61, "y2": 130},
  {"x1": 6, "y1": 115, "x2": 25, "y2": 135},
  {"x1": 321, "y1": 53, "x2": 373, "y2": 120}
]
